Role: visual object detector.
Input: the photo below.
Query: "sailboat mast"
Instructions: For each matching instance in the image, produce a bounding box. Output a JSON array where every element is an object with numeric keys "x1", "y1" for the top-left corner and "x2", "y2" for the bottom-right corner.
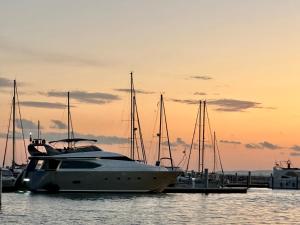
[
  {"x1": 198, "y1": 100, "x2": 202, "y2": 173},
  {"x1": 67, "y1": 92, "x2": 70, "y2": 148},
  {"x1": 156, "y1": 94, "x2": 163, "y2": 165},
  {"x1": 162, "y1": 97, "x2": 174, "y2": 169},
  {"x1": 130, "y1": 72, "x2": 135, "y2": 160},
  {"x1": 213, "y1": 131, "x2": 216, "y2": 173},
  {"x1": 201, "y1": 100, "x2": 206, "y2": 174},
  {"x1": 38, "y1": 120, "x2": 40, "y2": 139},
  {"x1": 12, "y1": 80, "x2": 16, "y2": 170}
]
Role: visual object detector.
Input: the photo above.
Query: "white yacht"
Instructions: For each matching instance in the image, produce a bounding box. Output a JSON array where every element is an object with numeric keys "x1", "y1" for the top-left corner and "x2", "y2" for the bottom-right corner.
[
  {"x1": 24, "y1": 139, "x2": 181, "y2": 193},
  {"x1": 270, "y1": 160, "x2": 300, "y2": 189}
]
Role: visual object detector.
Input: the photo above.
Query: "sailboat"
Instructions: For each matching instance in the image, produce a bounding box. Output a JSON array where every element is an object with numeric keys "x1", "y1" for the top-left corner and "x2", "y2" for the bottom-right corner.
[
  {"x1": 177, "y1": 100, "x2": 224, "y2": 188},
  {"x1": 2, "y1": 80, "x2": 27, "y2": 176}
]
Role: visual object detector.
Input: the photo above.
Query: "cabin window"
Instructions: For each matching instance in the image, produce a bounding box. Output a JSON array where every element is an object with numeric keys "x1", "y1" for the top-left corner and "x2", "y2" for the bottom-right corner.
[
  {"x1": 60, "y1": 160, "x2": 100, "y2": 169},
  {"x1": 41, "y1": 160, "x2": 60, "y2": 170}
]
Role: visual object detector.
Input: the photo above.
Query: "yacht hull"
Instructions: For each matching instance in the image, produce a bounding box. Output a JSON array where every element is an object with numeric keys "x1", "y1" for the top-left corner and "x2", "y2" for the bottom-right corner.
[{"x1": 27, "y1": 170, "x2": 180, "y2": 193}]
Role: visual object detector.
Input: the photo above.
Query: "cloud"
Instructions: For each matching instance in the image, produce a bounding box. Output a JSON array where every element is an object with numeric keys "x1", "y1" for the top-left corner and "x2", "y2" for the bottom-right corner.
[
  {"x1": 114, "y1": 88, "x2": 155, "y2": 95},
  {"x1": 190, "y1": 75, "x2": 212, "y2": 80},
  {"x1": 0, "y1": 37, "x2": 107, "y2": 67},
  {"x1": 0, "y1": 77, "x2": 13, "y2": 88},
  {"x1": 0, "y1": 131, "x2": 129, "y2": 146},
  {"x1": 43, "y1": 90, "x2": 120, "y2": 104},
  {"x1": 162, "y1": 137, "x2": 189, "y2": 149},
  {"x1": 194, "y1": 92, "x2": 207, "y2": 96},
  {"x1": 290, "y1": 152, "x2": 300, "y2": 157},
  {"x1": 290, "y1": 145, "x2": 300, "y2": 151},
  {"x1": 16, "y1": 119, "x2": 40, "y2": 130},
  {"x1": 209, "y1": 99, "x2": 261, "y2": 112},
  {"x1": 220, "y1": 140, "x2": 241, "y2": 145},
  {"x1": 50, "y1": 120, "x2": 67, "y2": 130},
  {"x1": 245, "y1": 143, "x2": 263, "y2": 149},
  {"x1": 20, "y1": 101, "x2": 67, "y2": 109},
  {"x1": 169, "y1": 98, "x2": 198, "y2": 105},
  {"x1": 259, "y1": 141, "x2": 282, "y2": 150},
  {"x1": 245, "y1": 141, "x2": 281, "y2": 150}
]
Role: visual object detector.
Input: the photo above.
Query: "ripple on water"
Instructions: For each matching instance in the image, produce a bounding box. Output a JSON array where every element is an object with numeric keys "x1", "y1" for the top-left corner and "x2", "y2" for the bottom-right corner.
[{"x1": 1, "y1": 189, "x2": 300, "y2": 224}]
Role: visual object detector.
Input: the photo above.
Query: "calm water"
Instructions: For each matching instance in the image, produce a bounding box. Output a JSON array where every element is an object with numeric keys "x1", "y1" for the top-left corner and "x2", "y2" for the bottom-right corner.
[{"x1": 0, "y1": 189, "x2": 299, "y2": 224}]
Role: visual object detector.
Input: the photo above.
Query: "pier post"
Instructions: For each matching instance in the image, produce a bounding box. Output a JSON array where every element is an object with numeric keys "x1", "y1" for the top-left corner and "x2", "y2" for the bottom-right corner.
[
  {"x1": 204, "y1": 169, "x2": 209, "y2": 189},
  {"x1": 235, "y1": 172, "x2": 238, "y2": 183},
  {"x1": 270, "y1": 174, "x2": 273, "y2": 189},
  {"x1": 296, "y1": 176, "x2": 299, "y2": 189},
  {"x1": 247, "y1": 171, "x2": 251, "y2": 188},
  {"x1": 0, "y1": 167, "x2": 2, "y2": 209}
]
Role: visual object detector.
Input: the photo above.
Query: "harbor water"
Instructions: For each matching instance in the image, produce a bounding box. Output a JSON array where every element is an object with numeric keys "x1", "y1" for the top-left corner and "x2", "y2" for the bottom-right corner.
[{"x1": 0, "y1": 188, "x2": 299, "y2": 224}]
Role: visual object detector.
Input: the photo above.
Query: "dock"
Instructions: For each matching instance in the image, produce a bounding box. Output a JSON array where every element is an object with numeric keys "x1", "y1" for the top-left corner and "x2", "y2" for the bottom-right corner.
[{"x1": 164, "y1": 187, "x2": 248, "y2": 194}]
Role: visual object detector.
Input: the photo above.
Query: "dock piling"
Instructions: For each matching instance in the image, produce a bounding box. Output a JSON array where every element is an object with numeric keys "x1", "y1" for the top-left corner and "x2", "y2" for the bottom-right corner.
[
  {"x1": 247, "y1": 171, "x2": 251, "y2": 188},
  {"x1": 0, "y1": 167, "x2": 2, "y2": 209},
  {"x1": 204, "y1": 169, "x2": 209, "y2": 188}
]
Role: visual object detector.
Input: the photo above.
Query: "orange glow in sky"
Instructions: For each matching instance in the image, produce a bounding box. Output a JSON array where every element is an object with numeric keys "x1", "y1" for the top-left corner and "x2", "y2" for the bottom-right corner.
[{"x1": 1, "y1": 1, "x2": 300, "y2": 170}]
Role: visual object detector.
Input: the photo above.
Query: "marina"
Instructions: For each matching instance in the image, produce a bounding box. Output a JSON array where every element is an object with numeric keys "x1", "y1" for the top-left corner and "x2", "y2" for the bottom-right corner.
[{"x1": 1, "y1": 1, "x2": 300, "y2": 224}]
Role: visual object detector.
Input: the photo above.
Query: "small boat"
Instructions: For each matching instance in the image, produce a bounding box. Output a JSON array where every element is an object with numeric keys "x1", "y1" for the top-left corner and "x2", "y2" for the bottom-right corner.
[
  {"x1": 1, "y1": 168, "x2": 16, "y2": 191},
  {"x1": 270, "y1": 160, "x2": 300, "y2": 189},
  {"x1": 23, "y1": 139, "x2": 181, "y2": 193}
]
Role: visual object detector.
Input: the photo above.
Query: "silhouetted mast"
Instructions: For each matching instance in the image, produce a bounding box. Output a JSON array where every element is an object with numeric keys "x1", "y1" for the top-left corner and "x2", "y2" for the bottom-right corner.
[
  {"x1": 37, "y1": 120, "x2": 40, "y2": 139},
  {"x1": 201, "y1": 100, "x2": 206, "y2": 174},
  {"x1": 12, "y1": 80, "x2": 16, "y2": 170},
  {"x1": 156, "y1": 94, "x2": 163, "y2": 166},
  {"x1": 67, "y1": 92, "x2": 70, "y2": 148},
  {"x1": 213, "y1": 131, "x2": 216, "y2": 173},
  {"x1": 156, "y1": 94, "x2": 173, "y2": 169},
  {"x1": 130, "y1": 72, "x2": 135, "y2": 160},
  {"x1": 198, "y1": 101, "x2": 202, "y2": 173}
]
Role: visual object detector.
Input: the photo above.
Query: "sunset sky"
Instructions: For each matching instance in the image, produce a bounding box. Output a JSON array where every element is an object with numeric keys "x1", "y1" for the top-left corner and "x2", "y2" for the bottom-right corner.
[{"x1": 1, "y1": 0, "x2": 300, "y2": 171}]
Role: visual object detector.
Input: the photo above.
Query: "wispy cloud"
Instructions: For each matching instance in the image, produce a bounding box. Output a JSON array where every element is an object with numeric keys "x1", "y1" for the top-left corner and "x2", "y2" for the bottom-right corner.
[
  {"x1": 162, "y1": 137, "x2": 189, "y2": 149},
  {"x1": 220, "y1": 140, "x2": 241, "y2": 145},
  {"x1": 42, "y1": 90, "x2": 120, "y2": 104},
  {"x1": 16, "y1": 119, "x2": 40, "y2": 130},
  {"x1": 50, "y1": 120, "x2": 67, "y2": 130},
  {"x1": 194, "y1": 92, "x2": 207, "y2": 96},
  {"x1": 0, "y1": 37, "x2": 108, "y2": 67},
  {"x1": 290, "y1": 145, "x2": 300, "y2": 151},
  {"x1": 114, "y1": 88, "x2": 155, "y2": 95},
  {"x1": 245, "y1": 141, "x2": 282, "y2": 150},
  {"x1": 209, "y1": 99, "x2": 261, "y2": 112},
  {"x1": 245, "y1": 143, "x2": 263, "y2": 149},
  {"x1": 20, "y1": 101, "x2": 67, "y2": 109},
  {"x1": 0, "y1": 77, "x2": 13, "y2": 88},
  {"x1": 0, "y1": 131, "x2": 129, "y2": 146},
  {"x1": 169, "y1": 98, "x2": 198, "y2": 105},
  {"x1": 290, "y1": 152, "x2": 300, "y2": 157},
  {"x1": 190, "y1": 75, "x2": 212, "y2": 80}
]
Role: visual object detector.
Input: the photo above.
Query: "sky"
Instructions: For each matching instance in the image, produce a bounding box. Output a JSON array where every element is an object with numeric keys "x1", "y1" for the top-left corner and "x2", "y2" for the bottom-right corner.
[{"x1": 1, "y1": 0, "x2": 300, "y2": 170}]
